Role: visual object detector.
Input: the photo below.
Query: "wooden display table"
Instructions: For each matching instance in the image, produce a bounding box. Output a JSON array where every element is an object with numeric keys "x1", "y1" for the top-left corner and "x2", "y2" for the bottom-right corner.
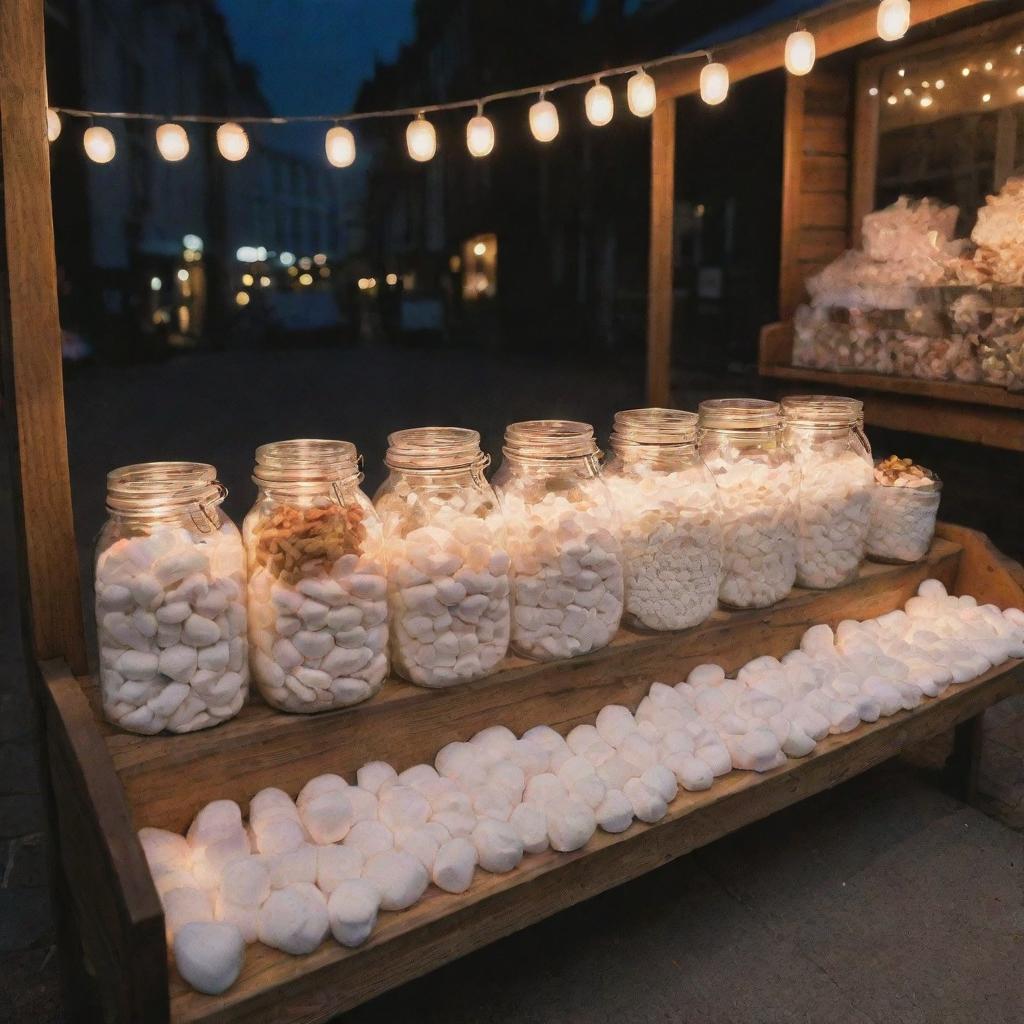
[{"x1": 43, "y1": 523, "x2": 1024, "y2": 1023}]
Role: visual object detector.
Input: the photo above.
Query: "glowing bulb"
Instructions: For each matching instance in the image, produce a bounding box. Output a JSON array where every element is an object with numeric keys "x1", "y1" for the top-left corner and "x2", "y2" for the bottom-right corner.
[
  {"x1": 627, "y1": 69, "x2": 656, "y2": 116},
  {"x1": 235, "y1": 291, "x2": 250, "y2": 306},
  {"x1": 887, "y1": 95, "x2": 898, "y2": 105},
  {"x1": 386, "y1": 273, "x2": 398, "y2": 286},
  {"x1": 984, "y1": 60, "x2": 993, "y2": 71},
  {"x1": 1017, "y1": 85, "x2": 1024, "y2": 99},
  {"x1": 877, "y1": 0, "x2": 910, "y2": 42},
  {"x1": 585, "y1": 82, "x2": 614, "y2": 126},
  {"x1": 299, "y1": 272, "x2": 313, "y2": 285},
  {"x1": 869, "y1": 86, "x2": 879, "y2": 96},
  {"x1": 700, "y1": 62, "x2": 729, "y2": 105},
  {"x1": 366, "y1": 277, "x2": 377, "y2": 289},
  {"x1": 242, "y1": 273, "x2": 254, "y2": 286},
  {"x1": 46, "y1": 108, "x2": 61, "y2": 142},
  {"x1": 216, "y1": 122, "x2": 249, "y2": 161},
  {"x1": 156, "y1": 123, "x2": 189, "y2": 162},
  {"x1": 982, "y1": 92, "x2": 992, "y2": 103},
  {"x1": 785, "y1": 30, "x2": 816, "y2": 76},
  {"x1": 150, "y1": 277, "x2": 161, "y2": 291},
  {"x1": 529, "y1": 98, "x2": 559, "y2": 142},
  {"x1": 83, "y1": 125, "x2": 115, "y2": 163},
  {"x1": 962, "y1": 67, "x2": 970, "y2": 77},
  {"x1": 406, "y1": 115, "x2": 436, "y2": 162},
  {"x1": 903, "y1": 87, "x2": 913, "y2": 96},
  {"x1": 325, "y1": 126, "x2": 356, "y2": 168},
  {"x1": 898, "y1": 68, "x2": 906, "y2": 77},
  {"x1": 177, "y1": 269, "x2": 189, "y2": 283},
  {"x1": 935, "y1": 79, "x2": 945, "y2": 89},
  {"x1": 259, "y1": 276, "x2": 270, "y2": 287},
  {"x1": 279, "y1": 251, "x2": 295, "y2": 267},
  {"x1": 466, "y1": 113, "x2": 494, "y2": 157},
  {"x1": 920, "y1": 95, "x2": 933, "y2": 108},
  {"x1": 473, "y1": 241, "x2": 487, "y2": 256}
]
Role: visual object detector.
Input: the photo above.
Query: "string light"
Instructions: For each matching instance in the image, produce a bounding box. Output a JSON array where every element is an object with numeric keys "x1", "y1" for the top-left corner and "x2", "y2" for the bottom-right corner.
[
  {"x1": 585, "y1": 80, "x2": 614, "y2": 126},
  {"x1": 529, "y1": 94, "x2": 559, "y2": 142},
  {"x1": 83, "y1": 125, "x2": 115, "y2": 163},
  {"x1": 962, "y1": 67, "x2": 971, "y2": 76},
  {"x1": 982, "y1": 92, "x2": 991, "y2": 103},
  {"x1": 784, "y1": 30, "x2": 816, "y2": 76},
  {"x1": 216, "y1": 122, "x2": 249, "y2": 161},
  {"x1": 887, "y1": 94, "x2": 898, "y2": 105},
  {"x1": 877, "y1": 0, "x2": 910, "y2": 42},
  {"x1": 868, "y1": 86, "x2": 879, "y2": 96},
  {"x1": 406, "y1": 114, "x2": 436, "y2": 162},
  {"x1": 325, "y1": 126, "x2": 356, "y2": 167},
  {"x1": 466, "y1": 105, "x2": 495, "y2": 157},
  {"x1": 935, "y1": 79, "x2": 945, "y2": 89},
  {"x1": 983, "y1": 60, "x2": 993, "y2": 71},
  {"x1": 700, "y1": 62, "x2": 729, "y2": 105},
  {"x1": 156, "y1": 123, "x2": 189, "y2": 161},
  {"x1": 46, "y1": 108, "x2": 61, "y2": 142},
  {"x1": 626, "y1": 69, "x2": 656, "y2": 117},
  {"x1": 920, "y1": 95, "x2": 933, "y2": 108}
]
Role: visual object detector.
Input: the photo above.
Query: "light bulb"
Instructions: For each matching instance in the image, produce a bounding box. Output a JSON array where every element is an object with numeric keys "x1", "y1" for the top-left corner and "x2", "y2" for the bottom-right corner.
[
  {"x1": 325, "y1": 126, "x2": 356, "y2": 168},
  {"x1": 216, "y1": 122, "x2": 249, "y2": 161},
  {"x1": 83, "y1": 125, "x2": 115, "y2": 163},
  {"x1": 627, "y1": 70, "x2": 656, "y2": 117},
  {"x1": 466, "y1": 113, "x2": 494, "y2": 157},
  {"x1": 784, "y1": 30, "x2": 815, "y2": 76},
  {"x1": 46, "y1": 108, "x2": 61, "y2": 142},
  {"x1": 529, "y1": 98, "x2": 559, "y2": 142},
  {"x1": 920, "y1": 94, "x2": 933, "y2": 108},
  {"x1": 877, "y1": 0, "x2": 910, "y2": 42},
  {"x1": 700, "y1": 62, "x2": 729, "y2": 105},
  {"x1": 406, "y1": 115, "x2": 436, "y2": 162},
  {"x1": 156, "y1": 123, "x2": 189, "y2": 162},
  {"x1": 585, "y1": 82, "x2": 614, "y2": 126}
]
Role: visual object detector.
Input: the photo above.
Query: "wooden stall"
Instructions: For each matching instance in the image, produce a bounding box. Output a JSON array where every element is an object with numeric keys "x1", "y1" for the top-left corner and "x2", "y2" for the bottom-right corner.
[
  {"x1": 644, "y1": 0, "x2": 1024, "y2": 452},
  {"x1": 2, "y1": 0, "x2": 1024, "y2": 1021}
]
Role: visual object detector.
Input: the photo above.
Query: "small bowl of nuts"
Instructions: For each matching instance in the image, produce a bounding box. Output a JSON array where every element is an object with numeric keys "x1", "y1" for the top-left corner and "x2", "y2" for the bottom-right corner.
[{"x1": 866, "y1": 455, "x2": 942, "y2": 564}]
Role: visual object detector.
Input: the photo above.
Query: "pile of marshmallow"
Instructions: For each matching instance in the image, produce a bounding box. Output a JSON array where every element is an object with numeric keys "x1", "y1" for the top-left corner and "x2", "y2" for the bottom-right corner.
[
  {"x1": 142, "y1": 578, "x2": 1024, "y2": 998},
  {"x1": 793, "y1": 451, "x2": 874, "y2": 590},
  {"x1": 499, "y1": 491, "x2": 624, "y2": 660},
  {"x1": 96, "y1": 523, "x2": 248, "y2": 734},
  {"x1": 702, "y1": 455, "x2": 799, "y2": 609},
  {"x1": 605, "y1": 467, "x2": 723, "y2": 631},
  {"x1": 381, "y1": 502, "x2": 512, "y2": 687}
]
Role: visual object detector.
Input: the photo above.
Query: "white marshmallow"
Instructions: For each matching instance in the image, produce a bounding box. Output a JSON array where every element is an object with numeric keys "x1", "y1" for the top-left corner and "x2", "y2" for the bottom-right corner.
[
  {"x1": 327, "y1": 879, "x2": 380, "y2": 947},
  {"x1": 362, "y1": 849, "x2": 429, "y2": 911},
  {"x1": 257, "y1": 884, "x2": 329, "y2": 955},
  {"x1": 173, "y1": 921, "x2": 245, "y2": 995}
]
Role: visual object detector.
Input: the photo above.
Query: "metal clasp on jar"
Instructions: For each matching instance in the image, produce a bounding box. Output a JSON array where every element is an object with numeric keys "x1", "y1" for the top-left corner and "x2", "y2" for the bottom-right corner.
[{"x1": 189, "y1": 482, "x2": 228, "y2": 534}]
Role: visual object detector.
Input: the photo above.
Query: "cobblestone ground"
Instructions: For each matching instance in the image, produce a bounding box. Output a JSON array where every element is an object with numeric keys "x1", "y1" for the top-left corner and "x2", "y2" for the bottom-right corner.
[{"x1": 1, "y1": 342, "x2": 1021, "y2": 1020}]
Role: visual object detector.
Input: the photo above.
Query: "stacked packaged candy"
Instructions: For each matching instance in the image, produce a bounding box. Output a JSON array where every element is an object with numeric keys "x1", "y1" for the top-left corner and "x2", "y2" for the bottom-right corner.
[
  {"x1": 95, "y1": 464, "x2": 248, "y2": 735},
  {"x1": 867, "y1": 455, "x2": 941, "y2": 564},
  {"x1": 145, "y1": 577, "x2": 1024, "y2": 997},
  {"x1": 374, "y1": 428, "x2": 511, "y2": 687},
  {"x1": 244, "y1": 441, "x2": 389, "y2": 713}
]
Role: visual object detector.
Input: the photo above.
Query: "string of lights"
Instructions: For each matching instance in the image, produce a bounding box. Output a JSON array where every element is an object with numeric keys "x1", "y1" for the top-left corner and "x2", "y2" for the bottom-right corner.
[{"x1": 45, "y1": 1, "x2": 913, "y2": 166}]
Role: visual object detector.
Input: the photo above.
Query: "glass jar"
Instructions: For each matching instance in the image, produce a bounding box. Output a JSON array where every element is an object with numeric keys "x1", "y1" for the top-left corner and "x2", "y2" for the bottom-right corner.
[
  {"x1": 491, "y1": 420, "x2": 624, "y2": 660},
  {"x1": 697, "y1": 399, "x2": 798, "y2": 609},
  {"x1": 374, "y1": 428, "x2": 511, "y2": 687},
  {"x1": 243, "y1": 440, "x2": 388, "y2": 713},
  {"x1": 867, "y1": 456, "x2": 942, "y2": 564},
  {"x1": 781, "y1": 395, "x2": 874, "y2": 590},
  {"x1": 94, "y1": 463, "x2": 248, "y2": 735},
  {"x1": 604, "y1": 409, "x2": 723, "y2": 631}
]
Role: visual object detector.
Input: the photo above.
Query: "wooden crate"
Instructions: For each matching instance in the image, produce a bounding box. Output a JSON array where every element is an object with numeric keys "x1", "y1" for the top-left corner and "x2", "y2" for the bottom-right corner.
[{"x1": 43, "y1": 524, "x2": 1024, "y2": 1023}]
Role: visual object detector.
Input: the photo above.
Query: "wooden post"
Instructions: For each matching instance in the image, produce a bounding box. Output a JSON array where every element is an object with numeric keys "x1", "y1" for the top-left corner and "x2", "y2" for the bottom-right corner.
[
  {"x1": 645, "y1": 97, "x2": 675, "y2": 408},
  {"x1": 850, "y1": 59, "x2": 880, "y2": 248},
  {"x1": 0, "y1": 0, "x2": 87, "y2": 675},
  {"x1": 778, "y1": 74, "x2": 806, "y2": 322}
]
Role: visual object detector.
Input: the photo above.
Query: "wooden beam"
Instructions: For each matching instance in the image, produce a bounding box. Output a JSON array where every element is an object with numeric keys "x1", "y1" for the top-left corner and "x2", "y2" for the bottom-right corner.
[
  {"x1": 653, "y1": 0, "x2": 989, "y2": 101},
  {"x1": 645, "y1": 97, "x2": 675, "y2": 408},
  {"x1": 779, "y1": 74, "x2": 806, "y2": 321},
  {"x1": 0, "y1": 0, "x2": 87, "y2": 674},
  {"x1": 851, "y1": 59, "x2": 881, "y2": 246}
]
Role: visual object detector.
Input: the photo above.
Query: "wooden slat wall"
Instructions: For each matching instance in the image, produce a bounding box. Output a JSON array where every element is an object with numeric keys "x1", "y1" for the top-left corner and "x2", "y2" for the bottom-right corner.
[
  {"x1": 779, "y1": 67, "x2": 852, "y2": 319},
  {"x1": 645, "y1": 98, "x2": 676, "y2": 407}
]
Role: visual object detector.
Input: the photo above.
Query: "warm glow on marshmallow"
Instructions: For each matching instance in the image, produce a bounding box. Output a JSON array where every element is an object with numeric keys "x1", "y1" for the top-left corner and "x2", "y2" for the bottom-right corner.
[
  {"x1": 585, "y1": 82, "x2": 614, "y2": 126},
  {"x1": 466, "y1": 113, "x2": 495, "y2": 157},
  {"x1": 529, "y1": 98, "x2": 559, "y2": 142},
  {"x1": 877, "y1": 0, "x2": 910, "y2": 42},
  {"x1": 784, "y1": 30, "x2": 816, "y2": 76},
  {"x1": 84, "y1": 125, "x2": 115, "y2": 163},
  {"x1": 700, "y1": 62, "x2": 729, "y2": 105},
  {"x1": 325, "y1": 126, "x2": 356, "y2": 167},
  {"x1": 156, "y1": 123, "x2": 189, "y2": 162},
  {"x1": 627, "y1": 70, "x2": 656, "y2": 116},
  {"x1": 216, "y1": 122, "x2": 249, "y2": 161},
  {"x1": 406, "y1": 115, "x2": 436, "y2": 162}
]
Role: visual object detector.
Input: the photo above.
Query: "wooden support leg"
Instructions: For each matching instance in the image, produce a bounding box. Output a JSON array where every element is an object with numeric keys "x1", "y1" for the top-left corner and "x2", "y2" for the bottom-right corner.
[{"x1": 944, "y1": 715, "x2": 984, "y2": 803}]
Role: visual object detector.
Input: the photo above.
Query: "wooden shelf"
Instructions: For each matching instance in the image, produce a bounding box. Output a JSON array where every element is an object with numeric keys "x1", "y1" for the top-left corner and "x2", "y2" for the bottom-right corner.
[{"x1": 42, "y1": 524, "x2": 1024, "y2": 1023}]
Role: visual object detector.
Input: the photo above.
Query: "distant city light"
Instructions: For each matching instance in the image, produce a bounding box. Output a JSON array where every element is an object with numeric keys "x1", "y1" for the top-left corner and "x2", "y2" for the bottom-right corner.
[
  {"x1": 242, "y1": 273, "x2": 254, "y2": 286},
  {"x1": 279, "y1": 251, "x2": 295, "y2": 267},
  {"x1": 935, "y1": 79, "x2": 945, "y2": 89},
  {"x1": 259, "y1": 275, "x2": 271, "y2": 287},
  {"x1": 982, "y1": 92, "x2": 992, "y2": 103},
  {"x1": 919, "y1": 95, "x2": 933, "y2": 108},
  {"x1": 235, "y1": 291, "x2": 250, "y2": 306},
  {"x1": 237, "y1": 246, "x2": 260, "y2": 263},
  {"x1": 868, "y1": 86, "x2": 879, "y2": 96},
  {"x1": 313, "y1": 253, "x2": 327, "y2": 266},
  {"x1": 183, "y1": 234, "x2": 203, "y2": 252},
  {"x1": 299, "y1": 272, "x2": 313, "y2": 286},
  {"x1": 150, "y1": 277, "x2": 162, "y2": 291},
  {"x1": 984, "y1": 60, "x2": 994, "y2": 71},
  {"x1": 386, "y1": 273, "x2": 398, "y2": 286},
  {"x1": 256, "y1": 247, "x2": 267, "y2": 261},
  {"x1": 473, "y1": 241, "x2": 487, "y2": 257},
  {"x1": 887, "y1": 95, "x2": 898, "y2": 105},
  {"x1": 962, "y1": 67, "x2": 971, "y2": 76},
  {"x1": 176, "y1": 269, "x2": 189, "y2": 282},
  {"x1": 299, "y1": 256, "x2": 313, "y2": 270}
]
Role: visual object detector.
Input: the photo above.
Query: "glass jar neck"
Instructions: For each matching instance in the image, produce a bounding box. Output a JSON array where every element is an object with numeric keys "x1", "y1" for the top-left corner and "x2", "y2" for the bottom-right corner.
[
  {"x1": 698, "y1": 398, "x2": 783, "y2": 448},
  {"x1": 105, "y1": 462, "x2": 225, "y2": 531},
  {"x1": 781, "y1": 396, "x2": 869, "y2": 450},
  {"x1": 610, "y1": 408, "x2": 698, "y2": 465},
  {"x1": 253, "y1": 438, "x2": 362, "y2": 500},
  {"x1": 385, "y1": 427, "x2": 489, "y2": 481},
  {"x1": 502, "y1": 419, "x2": 601, "y2": 471}
]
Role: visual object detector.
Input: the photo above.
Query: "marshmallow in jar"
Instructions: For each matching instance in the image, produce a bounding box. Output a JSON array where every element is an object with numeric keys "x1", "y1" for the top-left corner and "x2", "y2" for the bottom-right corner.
[
  {"x1": 867, "y1": 455, "x2": 942, "y2": 564},
  {"x1": 243, "y1": 440, "x2": 388, "y2": 713},
  {"x1": 697, "y1": 399, "x2": 798, "y2": 610},
  {"x1": 374, "y1": 428, "x2": 511, "y2": 687},
  {"x1": 491, "y1": 420, "x2": 625, "y2": 660},
  {"x1": 781, "y1": 395, "x2": 873, "y2": 590},
  {"x1": 95, "y1": 463, "x2": 249, "y2": 735},
  {"x1": 603, "y1": 409, "x2": 723, "y2": 631}
]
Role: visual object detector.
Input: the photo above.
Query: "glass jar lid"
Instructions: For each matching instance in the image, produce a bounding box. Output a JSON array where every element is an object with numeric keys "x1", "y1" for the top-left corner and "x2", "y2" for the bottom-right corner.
[
  {"x1": 385, "y1": 426, "x2": 486, "y2": 471},
  {"x1": 105, "y1": 462, "x2": 224, "y2": 517},
  {"x1": 610, "y1": 408, "x2": 697, "y2": 448},
  {"x1": 697, "y1": 398, "x2": 780, "y2": 431},
  {"x1": 253, "y1": 439, "x2": 360, "y2": 487},
  {"x1": 780, "y1": 395, "x2": 863, "y2": 427},
  {"x1": 503, "y1": 419, "x2": 599, "y2": 460}
]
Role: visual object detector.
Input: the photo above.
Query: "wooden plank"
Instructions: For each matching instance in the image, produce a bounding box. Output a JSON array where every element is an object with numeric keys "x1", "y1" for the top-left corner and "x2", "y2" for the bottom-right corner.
[
  {"x1": 797, "y1": 227, "x2": 848, "y2": 262},
  {"x1": 0, "y1": 0, "x2": 87, "y2": 674},
  {"x1": 43, "y1": 659, "x2": 168, "y2": 1022},
  {"x1": 851, "y1": 60, "x2": 880, "y2": 246},
  {"x1": 652, "y1": 0, "x2": 990, "y2": 101},
  {"x1": 167, "y1": 656, "x2": 1024, "y2": 1024},
  {"x1": 758, "y1": 320, "x2": 794, "y2": 373},
  {"x1": 800, "y1": 190, "x2": 848, "y2": 229},
  {"x1": 802, "y1": 155, "x2": 848, "y2": 194},
  {"x1": 645, "y1": 97, "x2": 676, "y2": 408},
  {"x1": 802, "y1": 114, "x2": 848, "y2": 157},
  {"x1": 779, "y1": 75, "x2": 806, "y2": 320},
  {"x1": 103, "y1": 543, "x2": 963, "y2": 834}
]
